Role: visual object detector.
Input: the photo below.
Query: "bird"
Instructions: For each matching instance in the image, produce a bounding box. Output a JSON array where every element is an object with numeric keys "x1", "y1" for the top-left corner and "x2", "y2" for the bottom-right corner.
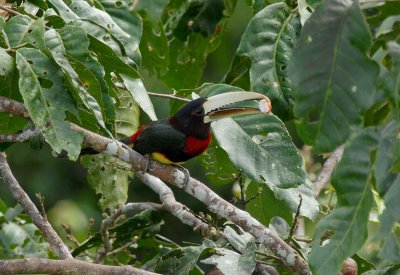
[
  {"x1": 81, "y1": 91, "x2": 272, "y2": 182},
  {"x1": 117, "y1": 92, "x2": 271, "y2": 164}
]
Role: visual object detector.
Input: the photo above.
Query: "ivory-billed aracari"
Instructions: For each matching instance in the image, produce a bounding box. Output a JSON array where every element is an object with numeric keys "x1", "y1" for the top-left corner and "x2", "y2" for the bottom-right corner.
[
  {"x1": 118, "y1": 92, "x2": 271, "y2": 164},
  {"x1": 82, "y1": 92, "x2": 272, "y2": 165}
]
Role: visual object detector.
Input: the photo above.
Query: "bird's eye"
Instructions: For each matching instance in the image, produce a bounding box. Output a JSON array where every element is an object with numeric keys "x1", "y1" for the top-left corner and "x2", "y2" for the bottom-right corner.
[{"x1": 194, "y1": 107, "x2": 204, "y2": 116}]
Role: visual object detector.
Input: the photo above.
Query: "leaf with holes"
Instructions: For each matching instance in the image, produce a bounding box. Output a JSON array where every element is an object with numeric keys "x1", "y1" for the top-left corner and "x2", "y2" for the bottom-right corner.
[
  {"x1": 288, "y1": 0, "x2": 379, "y2": 152},
  {"x1": 235, "y1": 2, "x2": 300, "y2": 120},
  {"x1": 98, "y1": 0, "x2": 143, "y2": 63},
  {"x1": 114, "y1": 88, "x2": 140, "y2": 139},
  {"x1": 309, "y1": 127, "x2": 378, "y2": 274},
  {"x1": 88, "y1": 36, "x2": 157, "y2": 121},
  {"x1": 44, "y1": 27, "x2": 107, "y2": 131},
  {"x1": 15, "y1": 48, "x2": 83, "y2": 159},
  {"x1": 3, "y1": 16, "x2": 45, "y2": 49},
  {"x1": 81, "y1": 154, "x2": 132, "y2": 211}
]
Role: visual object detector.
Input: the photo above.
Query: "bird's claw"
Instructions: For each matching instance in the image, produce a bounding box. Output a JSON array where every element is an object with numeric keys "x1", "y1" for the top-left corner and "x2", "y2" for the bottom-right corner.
[{"x1": 173, "y1": 164, "x2": 190, "y2": 188}]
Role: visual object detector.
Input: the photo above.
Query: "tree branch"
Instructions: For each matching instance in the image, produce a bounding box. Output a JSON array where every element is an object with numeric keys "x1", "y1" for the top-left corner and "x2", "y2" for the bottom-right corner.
[
  {"x1": 0, "y1": 128, "x2": 41, "y2": 143},
  {"x1": 0, "y1": 152, "x2": 73, "y2": 260},
  {"x1": 0, "y1": 97, "x2": 311, "y2": 274},
  {"x1": 0, "y1": 258, "x2": 159, "y2": 275},
  {"x1": 313, "y1": 145, "x2": 345, "y2": 196},
  {"x1": 136, "y1": 173, "x2": 216, "y2": 237},
  {"x1": 0, "y1": 96, "x2": 30, "y2": 118},
  {"x1": 147, "y1": 92, "x2": 191, "y2": 102}
]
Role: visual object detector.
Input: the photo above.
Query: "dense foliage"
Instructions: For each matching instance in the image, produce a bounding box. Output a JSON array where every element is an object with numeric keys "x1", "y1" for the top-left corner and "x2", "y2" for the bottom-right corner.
[{"x1": 0, "y1": 0, "x2": 399, "y2": 274}]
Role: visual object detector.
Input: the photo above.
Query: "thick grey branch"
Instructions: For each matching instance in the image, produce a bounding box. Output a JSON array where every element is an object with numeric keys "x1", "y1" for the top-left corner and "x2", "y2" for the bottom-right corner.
[
  {"x1": 0, "y1": 258, "x2": 159, "y2": 275},
  {"x1": 136, "y1": 173, "x2": 215, "y2": 237},
  {"x1": 0, "y1": 152, "x2": 73, "y2": 259},
  {"x1": 0, "y1": 128, "x2": 41, "y2": 143},
  {"x1": 313, "y1": 145, "x2": 345, "y2": 196}
]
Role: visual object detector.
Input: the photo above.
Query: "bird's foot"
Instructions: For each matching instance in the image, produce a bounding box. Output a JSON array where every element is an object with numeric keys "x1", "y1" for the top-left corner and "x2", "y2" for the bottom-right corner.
[
  {"x1": 173, "y1": 164, "x2": 190, "y2": 188},
  {"x1": 141, "y1": 154, "x2": 152, "y2": 174}
]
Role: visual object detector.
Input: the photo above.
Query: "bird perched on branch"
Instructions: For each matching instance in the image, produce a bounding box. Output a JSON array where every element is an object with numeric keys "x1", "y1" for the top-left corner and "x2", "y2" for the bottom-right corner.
[{"x1": 81, "y1": 92, "x2": 272, "y2": 181}]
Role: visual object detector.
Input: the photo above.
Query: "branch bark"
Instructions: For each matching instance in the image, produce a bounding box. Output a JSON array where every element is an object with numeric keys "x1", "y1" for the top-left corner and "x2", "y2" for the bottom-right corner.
[
  {"x1": 0, "y1": 97, "x2": 311, "y2": 274},
  {"x1": 313, "y1": 145, "x2": 345, "y2": 196},
  {"x1": 0, "y1": 128, "x2": 41, "y2": 142},
  {"x1": 0, "y1": 258, "x2": 159, "y2": 275},
  {"x1": 0, "y1": 152, "x2": 73, "y2": 260}
]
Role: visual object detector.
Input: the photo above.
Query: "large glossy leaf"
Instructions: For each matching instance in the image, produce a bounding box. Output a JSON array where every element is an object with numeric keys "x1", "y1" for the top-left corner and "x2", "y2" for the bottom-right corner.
[
  {"x1": 15, "y1": 48, "x2": 83, "y2": 159},
  {"x1": 309, "y1": 127, "x2": 379, "y2": 274},
  {"x1": 160, "y1": 0, "x2": 236, "y2": 89},
  {"x1": 235, "y1": 2, "x2": 300, "y2": 120},
  {"x1": 288, "y1": 0, "x2": 379, "y2": 152}
]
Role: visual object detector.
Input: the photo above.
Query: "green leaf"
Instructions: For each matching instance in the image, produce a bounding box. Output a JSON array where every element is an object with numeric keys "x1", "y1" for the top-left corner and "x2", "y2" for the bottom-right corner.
[
  {"x1": 72, "y1": 210, "x2": 163, "y2": 256},
  {"x1": 309, "y1": 127, "x2": 379, "y2": 274},
  {"x1": 235, "y1": 2, "x2": 300, "y2": 120},
  {"x1": 224, "y1": 226, "x2": 255, "y2": 253},
  {"x1": 139, "y1": 19, "x2": 169, "y2": 77},
  {"x1": 114, "y1": 88, "x2": 140, "y2": 139},
  {"x1": 160, "y1": 0, "x2": 236, "y2": 89},
  {"x1": 382, "y1": 42, "x2": 400, "y2": 120},
  {"x1": 56, "y1": 23, "x2": 116, "y2": 124},
  {"x1": 245, "y1": 181, "x2": 293, "y2": 226},
  {"x1": 97, "y1": 0, "x2": 143, "y2": 63},
  {"x1": 0, "y1": 76, "x2": 27, "y2": 135},
  {"x1": 0, "y1": 222, "x2": 49, "y2": 258},
  {"x1": 0, "y1": 48, "x2": 14, "y2": 76},
  {"x1": 44, "y1": 27, "x2": 107, "y2": 131},
  {"x1": 202, "y1": 244, "x2": 256, "y2": 275},
  {"x1": 376, "y1": 121, "x2": 400, "y2": 263},
  {"x1": 81, "y1": 154, "x2": 132, "y2": 211},
  {"x1": 133, "y1": 0, "x2": 168, "y2": 22},
  {"x1": 288, "y1": 0, "x2": 379, "y2": 152},
  {"x1": 4, "y1": 16, "x2": 45, "y2": 49},
  {"x1": 88, "y1": 37, "x2": 157, "y2": 121},
  {"x1": 174, "y1": 240, "x2": 215, "y2": 275},
  {"x1": 15, "y1": 48, "x2": 83, "y2": 159}
]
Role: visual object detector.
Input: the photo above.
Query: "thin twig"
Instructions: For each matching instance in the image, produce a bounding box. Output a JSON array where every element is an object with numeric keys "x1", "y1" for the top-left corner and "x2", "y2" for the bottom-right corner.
[
  {"x1": 0, "y1": 4, "x2": 21, "y2": 16},
  {"x1": 313, "y1": 145, "x2": 345, "y2": 196},
  {"x1": 0, "y1": 152, "x2": 73, "y2": 259},
  {"x1": 147, "y1": 92, "x2": 191, "y2": 102},
  {"x1": 286, "y1": 194, "x2": 303, "y2": 243},
  {"x1": 0, "y1": 258, "x2": 159, "y2": 275},
  {"x1": 35, "y1": 193, "x2": 47, "y2": 221}
]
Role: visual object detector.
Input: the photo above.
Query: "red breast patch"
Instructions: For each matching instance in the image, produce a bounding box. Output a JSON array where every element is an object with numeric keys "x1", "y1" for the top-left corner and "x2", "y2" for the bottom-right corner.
[{"x1": 183, "y1": 133, "x2": 212, "y2": 157}]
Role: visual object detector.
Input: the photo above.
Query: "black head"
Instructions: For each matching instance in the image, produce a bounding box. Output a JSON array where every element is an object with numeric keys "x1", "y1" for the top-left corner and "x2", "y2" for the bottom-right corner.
[{"x1": 169, "y1": 97, "x2": 210, "y2": 140}]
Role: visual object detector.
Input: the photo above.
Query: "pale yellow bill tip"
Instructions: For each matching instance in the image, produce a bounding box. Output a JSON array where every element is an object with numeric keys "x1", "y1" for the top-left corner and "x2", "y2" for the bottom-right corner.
[{"x1": 259, "y1": 99, "x2": 272, "y2": 113}]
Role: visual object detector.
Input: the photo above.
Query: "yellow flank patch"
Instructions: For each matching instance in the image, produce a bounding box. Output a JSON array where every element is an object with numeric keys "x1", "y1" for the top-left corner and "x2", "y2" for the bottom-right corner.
[{"x1": 151, "y1": 152, "x2": 184, "y2": 165}]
